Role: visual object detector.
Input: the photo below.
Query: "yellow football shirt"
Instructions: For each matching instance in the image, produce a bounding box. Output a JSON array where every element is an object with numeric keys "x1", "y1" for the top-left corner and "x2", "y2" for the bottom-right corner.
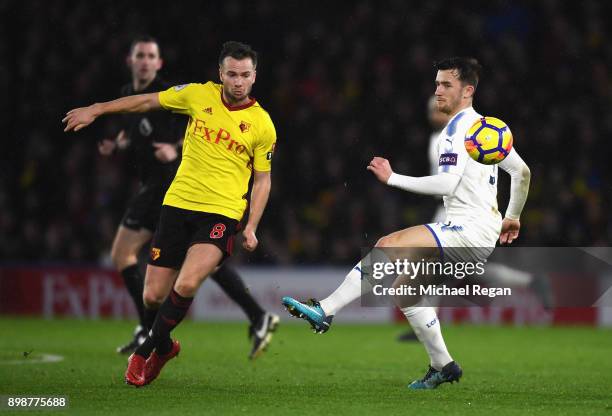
[{"x1": 158, "y1": 82, "x2": 276, "y2": 220}]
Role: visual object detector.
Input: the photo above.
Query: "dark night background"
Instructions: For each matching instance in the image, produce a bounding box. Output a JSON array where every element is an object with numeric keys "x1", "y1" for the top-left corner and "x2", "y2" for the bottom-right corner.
[{"x1": 1, "y1": 0, "x2": 610, "y2": 265}]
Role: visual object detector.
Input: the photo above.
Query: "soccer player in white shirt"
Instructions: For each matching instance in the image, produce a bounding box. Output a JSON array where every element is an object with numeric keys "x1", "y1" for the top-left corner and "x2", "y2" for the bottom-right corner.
[
  {"x1": 398, "y1": 95, "x2": 548, "y2": 342},
  {"x1": 282, "y1": 57, "x2": 531, "y2": 389},
  {"x1": 283, "y1": 58, "x2": 531, "y2": 389}
]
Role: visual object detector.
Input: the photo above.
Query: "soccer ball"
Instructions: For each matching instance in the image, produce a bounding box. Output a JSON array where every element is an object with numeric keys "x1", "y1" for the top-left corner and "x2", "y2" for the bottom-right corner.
[{"x1": 464, "y1": 117, "x2": 513, "y2": 165}]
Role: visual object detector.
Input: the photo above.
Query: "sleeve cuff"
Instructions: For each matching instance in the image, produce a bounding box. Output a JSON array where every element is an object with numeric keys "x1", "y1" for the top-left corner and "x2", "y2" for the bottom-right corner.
[{"x1": 387, "y1": 172, "x2": 400, "y2": 187}]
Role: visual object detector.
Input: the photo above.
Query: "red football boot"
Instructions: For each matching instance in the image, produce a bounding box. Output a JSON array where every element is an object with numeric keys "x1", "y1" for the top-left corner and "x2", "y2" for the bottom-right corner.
[
  {"x1": 143, "y1": 340, "x2": 181, "y2": 385},
  {"x1": 125, "y1": 353, "x2": 146, "y2": 387}
]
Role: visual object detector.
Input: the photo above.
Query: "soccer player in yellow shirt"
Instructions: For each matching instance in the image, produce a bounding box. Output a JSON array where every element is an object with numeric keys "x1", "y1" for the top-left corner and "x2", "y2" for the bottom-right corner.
[{"x1": 63, "y1": 41, "x2": 277, "y2": 387}]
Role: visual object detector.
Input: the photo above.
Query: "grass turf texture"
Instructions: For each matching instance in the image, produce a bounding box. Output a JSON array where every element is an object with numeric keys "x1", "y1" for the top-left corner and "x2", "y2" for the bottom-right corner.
[{"x1": 0, "y1": 317, "x2": 611, "y2": 415}]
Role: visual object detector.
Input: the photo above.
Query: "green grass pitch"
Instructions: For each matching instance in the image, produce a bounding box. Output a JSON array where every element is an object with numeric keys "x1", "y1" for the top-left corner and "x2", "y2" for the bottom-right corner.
[{"x1": 0, "y1": 317, "x2": 611, "y2": 415}]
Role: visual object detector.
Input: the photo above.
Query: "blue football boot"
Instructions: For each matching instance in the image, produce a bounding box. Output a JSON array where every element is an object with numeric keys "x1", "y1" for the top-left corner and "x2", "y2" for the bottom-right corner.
[
  {"x1": 408, "y1": 361, "x2": 463, "y2": 390},
  {"x1": 281, "y1": 297, "x2": 334, "y2": 334}
]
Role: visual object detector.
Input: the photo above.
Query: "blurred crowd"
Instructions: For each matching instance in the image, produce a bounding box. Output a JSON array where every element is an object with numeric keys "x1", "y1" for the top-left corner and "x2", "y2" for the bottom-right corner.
[{"x1": 2, "y1": 0, "x2": 611, "y2": 265}]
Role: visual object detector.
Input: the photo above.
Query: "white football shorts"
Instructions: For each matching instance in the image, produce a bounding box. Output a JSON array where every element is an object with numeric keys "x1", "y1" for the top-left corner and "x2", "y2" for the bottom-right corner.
[{"x1": 425, "y1": 218, "x2": 500, "y2": 263}]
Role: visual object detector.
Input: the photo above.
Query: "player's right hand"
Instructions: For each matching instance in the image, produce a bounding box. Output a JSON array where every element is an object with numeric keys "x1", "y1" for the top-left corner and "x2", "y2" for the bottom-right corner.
[
  {"x1": 63, "y1": 105, "x2": 99, "y2": 132},
  {"x1": 98, "y1": 139, "x2": 116, "y2": 156},
  {"x1": 499, "y1": 218, "x2": 520, "y2": 244},
  {"x1": 367, "y1": 156, "x2": 393, "y2": 184}
]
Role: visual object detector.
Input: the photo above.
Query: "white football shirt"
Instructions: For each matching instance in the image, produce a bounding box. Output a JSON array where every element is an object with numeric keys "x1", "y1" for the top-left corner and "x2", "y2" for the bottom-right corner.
[{"x1": 437, "y1": 107, "x2": 502, "y2": 230}]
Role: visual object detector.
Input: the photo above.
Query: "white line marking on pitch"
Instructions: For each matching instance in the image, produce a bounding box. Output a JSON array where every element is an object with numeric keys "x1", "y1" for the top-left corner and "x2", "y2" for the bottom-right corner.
[{"x1": 1, "y1": 354, "x2": 64, "y2": 365}]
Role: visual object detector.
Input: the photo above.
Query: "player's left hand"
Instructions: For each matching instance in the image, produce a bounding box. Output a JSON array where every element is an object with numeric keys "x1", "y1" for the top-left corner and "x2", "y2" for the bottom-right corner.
[
  {"x1": 499, "y1": 218, "x2": 520, "y2": 244},
  {"x1": 242, "y1": 227, "x2": 258, "y2": 252},
  {"x1": 367, "y1": 157, "x2": 393, "y2": 183},
  {"x1": 152, "y1": 142, "x2": 178, "y2": 163}
]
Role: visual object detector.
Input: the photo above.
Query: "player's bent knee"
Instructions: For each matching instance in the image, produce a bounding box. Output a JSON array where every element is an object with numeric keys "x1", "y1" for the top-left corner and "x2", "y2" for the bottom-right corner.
[
  {"x1": 174, "y1": 279, "x2": 200, "y2": 298},
  {"x1": 143, "y1": 289, "x2": 165, "y2": 309},
  {"x1": 110, "y1": 247, "x2": 137, "y2": 271},
  {"x1": 375, "y1": 235, "x2": 396, "y2": 248}
]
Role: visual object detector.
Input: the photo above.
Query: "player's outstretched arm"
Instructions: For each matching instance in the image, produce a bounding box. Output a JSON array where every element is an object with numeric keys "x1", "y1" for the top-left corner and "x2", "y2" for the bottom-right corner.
[
  {"x1": 367, "y1": 156, "x2": 460, "y2": 196},
  {"x1": 242, "y1": 170, "x2": 272, "y2": 252},
  {"x1": 63, "y1": 93, "x2": 162, "y2": 132},
  {"x1": 498, "y1": 149, "x2": 531, "y2": 244}
]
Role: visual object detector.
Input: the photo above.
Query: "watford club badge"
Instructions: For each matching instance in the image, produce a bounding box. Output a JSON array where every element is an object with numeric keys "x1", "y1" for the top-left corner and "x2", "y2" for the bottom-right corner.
[
  {"x1": 239, "y1": 121, "x2": 251, "y2": 133},
  {"x1": 151, "y1": 247, "x2": 161, "y2": 261}
]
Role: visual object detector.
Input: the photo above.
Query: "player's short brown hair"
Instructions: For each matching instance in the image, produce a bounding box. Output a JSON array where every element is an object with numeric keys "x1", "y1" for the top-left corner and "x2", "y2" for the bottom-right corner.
[
  {"x1": 219, "y1": 41, "x2": 258, "y2": 67},
  {"x1": 434, "y1": 57, "x2": 482, "y2": 89}
]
